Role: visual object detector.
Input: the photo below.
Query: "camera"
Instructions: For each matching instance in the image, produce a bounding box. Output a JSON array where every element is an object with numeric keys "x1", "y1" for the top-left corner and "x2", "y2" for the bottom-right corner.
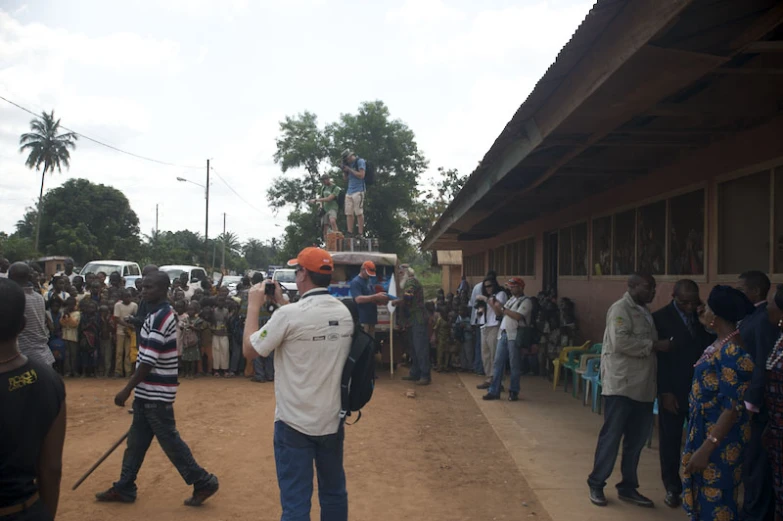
[{"x1": 265, "y1": 280, "x2": 276, "y2": 296}]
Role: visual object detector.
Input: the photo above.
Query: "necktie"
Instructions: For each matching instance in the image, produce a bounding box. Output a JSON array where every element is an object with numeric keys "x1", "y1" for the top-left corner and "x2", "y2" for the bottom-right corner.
[{"x1": 685, "y1": 316, "x2": 695, "y2": 337}]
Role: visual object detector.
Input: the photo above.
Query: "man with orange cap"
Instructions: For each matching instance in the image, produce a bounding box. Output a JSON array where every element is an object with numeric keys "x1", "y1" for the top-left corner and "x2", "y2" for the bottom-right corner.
[
  {"x1": 243, "y1": 247, "x2": 353, "y2": 521},
  {"x1": 350, "y1": 260, "x2": 389, "y2": 338}
]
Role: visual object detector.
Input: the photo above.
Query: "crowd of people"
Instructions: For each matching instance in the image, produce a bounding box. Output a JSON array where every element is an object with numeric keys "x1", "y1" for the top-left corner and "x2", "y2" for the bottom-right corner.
[{"x1": 586, "y1": 271, "x2": 783, "y2": 521}]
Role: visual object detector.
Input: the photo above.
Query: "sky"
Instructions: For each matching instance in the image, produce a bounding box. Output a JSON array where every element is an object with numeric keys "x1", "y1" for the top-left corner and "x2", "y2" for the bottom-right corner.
[{"x1": 0, "y1": 0, "x2": 594, "y2": 245}]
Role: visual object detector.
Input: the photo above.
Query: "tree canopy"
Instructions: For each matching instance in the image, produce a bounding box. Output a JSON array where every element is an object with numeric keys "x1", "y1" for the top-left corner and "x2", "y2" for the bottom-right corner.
[{"x1": 269, "y1": 101, "x2": 428, "y2": 257}]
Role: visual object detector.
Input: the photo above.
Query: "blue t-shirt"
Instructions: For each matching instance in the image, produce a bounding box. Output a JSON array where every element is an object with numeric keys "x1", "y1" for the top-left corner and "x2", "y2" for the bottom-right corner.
[
  {"x1": 350, "y1": 274, "x2": 377, "y2": 325},
  {"x1": 346, "y1": 157, "x2": 367, "y2": 195}
]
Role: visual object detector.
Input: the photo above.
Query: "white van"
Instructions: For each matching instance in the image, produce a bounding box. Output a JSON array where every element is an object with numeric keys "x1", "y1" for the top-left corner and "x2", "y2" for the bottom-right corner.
[{"x1": 80, "y1": 260, "x2": 142, "y2": 289}]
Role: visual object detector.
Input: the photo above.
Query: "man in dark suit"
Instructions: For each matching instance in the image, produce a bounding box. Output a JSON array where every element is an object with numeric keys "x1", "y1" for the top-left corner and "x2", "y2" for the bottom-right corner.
[
  {"x1": 738, "y1": 271, "x2": 777, "y2": 521},
  {"x1": 653, "y1": 279, "x2": 714, "y2": 508}
]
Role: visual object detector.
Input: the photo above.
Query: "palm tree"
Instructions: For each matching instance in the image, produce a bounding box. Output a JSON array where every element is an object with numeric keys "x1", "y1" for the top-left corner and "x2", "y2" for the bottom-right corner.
[{"x1": 19, "y1": 110, "x2": 78, "y2": 251}]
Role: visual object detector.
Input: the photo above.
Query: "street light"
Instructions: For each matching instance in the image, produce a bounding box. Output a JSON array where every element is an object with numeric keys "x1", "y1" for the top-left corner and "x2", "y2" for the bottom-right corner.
[{"x1": 176, "y1": 159, "x2": 211, "y2": 266}]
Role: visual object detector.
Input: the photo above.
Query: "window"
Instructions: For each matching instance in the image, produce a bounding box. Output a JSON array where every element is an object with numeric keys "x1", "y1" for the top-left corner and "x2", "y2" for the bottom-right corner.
[
  {"x1": 719, "y1": 171, "x2": 770, "y2": 274},
  {"x1": 493, "y1": 246, "x2": 506, "y2": 274},
  {"x1": 525, "y1": 237, "x2": 535, "y2": 276},
  {"x1": 637, "y1": 201, "x2": 666, "y2": 275},
  {"x1": 669, "y1": 190, "x2": 705, "y2": 275},
  {"x1": 464, "y1": 253, "x2": 485, "y2": 277},
  {"x1": 613, "y1": 210, "x2": 636, "y2": 276},
  {"x1": 497, "y1": 237, "x2": 535, "y2": 276},
  {"x1": 592, "y1": 216, "x2": 611, "y2": 276},
  {"x1": 558, "y1": 223, "x2": 587, "y2": 276},
  {"x1": 558, "y1": 227, "x2": 572, "y2": 276}
]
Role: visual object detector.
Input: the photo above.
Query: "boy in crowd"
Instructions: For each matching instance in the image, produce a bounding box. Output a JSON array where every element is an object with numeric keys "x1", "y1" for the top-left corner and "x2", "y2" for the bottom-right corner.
[
  {"x1": 211, "y1": 292, "x2": 230, "y2": 377},
  {"x1": 114, "y1": 290, "x2": 138, "y2": 378},
  {"x1": 60, "y1": 296, "x2": 81, "y2": 377}
]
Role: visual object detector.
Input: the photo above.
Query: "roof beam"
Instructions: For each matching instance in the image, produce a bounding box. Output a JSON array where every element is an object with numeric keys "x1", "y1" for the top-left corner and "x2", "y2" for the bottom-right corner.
[
  {"x1": 712, "y1": 67, "x2": 783, "y2": 75},
  {"x1": 742, "y1": 41, "x2": 783, "y2": 53}
]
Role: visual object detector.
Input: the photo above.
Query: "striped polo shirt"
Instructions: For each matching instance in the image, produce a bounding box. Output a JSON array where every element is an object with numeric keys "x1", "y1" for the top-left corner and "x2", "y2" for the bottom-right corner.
[{"x1": 135, "y1": 302, "x2": 179, "y2": 402}]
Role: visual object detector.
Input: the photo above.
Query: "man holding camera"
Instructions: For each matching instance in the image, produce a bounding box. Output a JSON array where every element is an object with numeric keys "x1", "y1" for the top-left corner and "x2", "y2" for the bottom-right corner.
[
  {"x1": 250, "y1": 278, "x2": 288, "y2": 383},
  {"x1": 341, "y1": 149, "x2": 366, "y2": 237},
  {"x1": 350, "y1": 261, "x2": 389, "y2": 338},
  {"x1": 309, "y1": 174, "x2": 342, "y2": 243},
  {"x1": 243, "y1": 247, "x2": 353, "y2": 521}
]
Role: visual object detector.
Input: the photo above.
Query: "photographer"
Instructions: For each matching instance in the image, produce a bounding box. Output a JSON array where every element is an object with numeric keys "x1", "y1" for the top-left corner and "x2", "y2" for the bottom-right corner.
[
  {"x1": 340, "y1": 149, "x2": 366, "y2": 237},
  {"x1": 475, "y1": 276, "x2": 507, "y2": 391},
  {"x1": 308, "y1": 174, "x2": 342, "y2": 243},
  {"x1": 250, "y1": 278, "x2": 288, "y2": 383}
]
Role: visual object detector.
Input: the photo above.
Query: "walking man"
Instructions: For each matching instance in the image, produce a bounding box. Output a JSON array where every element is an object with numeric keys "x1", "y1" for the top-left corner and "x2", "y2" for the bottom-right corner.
[
  {"x1": 341, "y1": 149, "x2": 366, "y2": 237},
  {"x1": 587, "y1": 274, "x2": 671, "y2": 508},
  {"x1": 349, "y1": 260, "x2": 389, "y2": 338},
  {"x1": 738, "y1": 270, "x2": 778, "y2": 521},
  {"x1": 96, "y1": 271, "x2": 219, "y2": 506},
  {"x1": 394, "y1": 264, "x2": 431, "y2": 386},
  {"x1": 243, "y1": 247, "x2": 353, "y2": 520},
  {"x1": 652, "y1": 279, "x2": 713, "y2": 508}
]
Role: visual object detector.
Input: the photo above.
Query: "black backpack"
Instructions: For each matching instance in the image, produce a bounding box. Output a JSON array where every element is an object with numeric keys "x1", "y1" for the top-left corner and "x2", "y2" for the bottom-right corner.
[
  {"x1": 364, "y1": 161, "x2": 375, "y2": 185},
  {"x1": 340, "y1": 325, "x2": 376, "y2": 424},
  {"x1": 337, "y1": 190, "x2": 346, "y2": 209}
]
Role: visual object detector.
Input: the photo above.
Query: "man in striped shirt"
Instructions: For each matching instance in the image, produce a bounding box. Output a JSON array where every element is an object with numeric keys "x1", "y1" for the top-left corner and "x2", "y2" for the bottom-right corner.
[
  {"x1": 96, "y1": 271, "x2": 218, "y2": 506},
  {"x1": 8, "y1": 262, "x2": 55, "y2": 368}
]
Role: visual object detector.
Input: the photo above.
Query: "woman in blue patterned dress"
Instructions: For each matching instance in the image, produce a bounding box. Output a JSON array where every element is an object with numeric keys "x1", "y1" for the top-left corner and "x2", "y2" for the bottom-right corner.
[
  {"x1": 682, "y1": 285, "x2": 756, "y2": 521},
  {"x1": 764, "y1": 284, "x2": 783, "y2": 521}
]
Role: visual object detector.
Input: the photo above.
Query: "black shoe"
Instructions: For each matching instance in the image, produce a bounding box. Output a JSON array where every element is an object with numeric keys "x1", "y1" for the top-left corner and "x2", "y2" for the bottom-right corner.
[
  {"x1": 664, "y1": 490, "x2": 681, "y2": 508},
  {"x1": 401, "y1": 375, "x2": 418, "y2": 381},
  {"x1": 185, "y1": 475, "x2": 219, "y2": 507},
  {"x1": 589, "y1": 487, "x2": 607, "y2": 507},
  {"x1": 415, "y1": 379, "x2": 431, "y2": 386},
  {"x1": 508, "y1": 392, "x2": 519, "y2": 401},
  {"x1": 95, "y1": 487, "x2": 135, "y2": 503},
  {"x1": 476, "y1": 382, "x2": 491, "y2": 390},
  {"x1": 618, "y1": 489, "x2": 654, "y2": 508},
  {"x1": 482, "y1": 393, "x2": 500, "y2": 401}
]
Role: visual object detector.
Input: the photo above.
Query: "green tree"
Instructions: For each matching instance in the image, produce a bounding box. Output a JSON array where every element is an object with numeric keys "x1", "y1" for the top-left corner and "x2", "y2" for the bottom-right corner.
[
  {"x1": 0, "y1": 233, "x2": 38, "y2": 262},
  {"x1": 269, "y1": 101, "x2": 428, "y2": 256},
  {"x1": 409, "y1": 167, "x2": 467, "y2": 243},
  {"x1": 243, "y1": 238, "x2": 279, "y2": 270},
  {"x1": 19, "y1": 110, "x2": 78, "y2": 251},
  {"x1": 15, "y1": 178, "x2": 140, "y2": 263}
]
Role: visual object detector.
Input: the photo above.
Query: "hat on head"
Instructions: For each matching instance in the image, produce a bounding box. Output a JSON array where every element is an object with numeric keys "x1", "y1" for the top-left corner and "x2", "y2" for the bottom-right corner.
[
  {"x1": 341, "y1": 149, "x2": 354, "y2": 160},
  {"x1": 508, "y1": 277, "x2": 525, "y2": 288},
  {"x1": 320, "y1": 173, "x2": 330, "y2": 180},
  {"x1": 707, "y1": 285, "x2": 755, "y2": 324},
  {"x1": 362, "y1": 261, "x2": 376, "y2": 276},
  {"x1": 287, "y1": 247, "x2": 334, "y2": 275}
]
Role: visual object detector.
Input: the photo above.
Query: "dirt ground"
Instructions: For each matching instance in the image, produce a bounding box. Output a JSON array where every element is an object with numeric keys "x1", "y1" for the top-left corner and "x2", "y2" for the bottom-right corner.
[{"x1": 57, "y1": 372, "x2": 551, "y2": 521}]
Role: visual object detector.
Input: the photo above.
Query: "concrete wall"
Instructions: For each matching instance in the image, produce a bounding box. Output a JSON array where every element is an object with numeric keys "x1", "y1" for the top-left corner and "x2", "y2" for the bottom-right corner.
[{"x1": 455, "y1": 116, "x2": 783, "y2": 343}]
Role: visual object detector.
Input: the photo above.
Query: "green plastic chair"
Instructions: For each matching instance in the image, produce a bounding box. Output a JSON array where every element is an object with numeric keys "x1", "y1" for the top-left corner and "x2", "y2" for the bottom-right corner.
[
  {"x1": 552, "y1": 341, "x2": 590, "y2": 390},
  {"x1": 564, "y1": 343, "x2": 602, "y2": 398}
]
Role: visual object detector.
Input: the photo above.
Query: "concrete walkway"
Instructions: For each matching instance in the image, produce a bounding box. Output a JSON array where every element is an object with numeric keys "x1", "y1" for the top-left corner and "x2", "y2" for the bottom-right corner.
[{"x1": 458, "y1": 372, "x2": 689, "y2": 521}]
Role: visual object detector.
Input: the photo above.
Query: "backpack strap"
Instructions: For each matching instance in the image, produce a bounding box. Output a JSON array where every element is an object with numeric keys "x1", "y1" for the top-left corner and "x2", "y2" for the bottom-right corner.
[{"x1": 339, "y1": 325, "x2": 364, "y2": 420}]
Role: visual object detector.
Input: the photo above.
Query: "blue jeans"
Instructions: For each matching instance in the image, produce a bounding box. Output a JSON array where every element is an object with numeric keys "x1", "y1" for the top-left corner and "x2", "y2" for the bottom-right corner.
[
  {"x1": 473, "y1": 326, "x2": 484, "y2": 374},
  {"x1": 114, "y1": 399, "x2": 214, "y2": 498},
  {"x1": 489, "y1": 331, "x2": 520, "y2": 395},
  {"x1": 253, "y1": 352, "x2": 275, "y2": 380},
  {"x1": 274, "y1": 421, "x2": 347, "y2": 521},
  {"x1": 587, "y1": 395, "x2": 654, "y2": 491},
  {"x1": 406, "y1": 323, "x2": 431, "y2": 381}
]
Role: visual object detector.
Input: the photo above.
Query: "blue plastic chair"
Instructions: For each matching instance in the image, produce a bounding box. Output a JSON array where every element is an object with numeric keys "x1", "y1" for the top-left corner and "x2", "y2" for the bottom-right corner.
[
  {"x1": 582, "y1": 357, "x2": 601, "y2": 409},
  {"x1": 564, "y1": 343, "x2": 602, "y2": 398},
  {"x1": 647, "y1": 398, "x2": 659, "y2": 448}
]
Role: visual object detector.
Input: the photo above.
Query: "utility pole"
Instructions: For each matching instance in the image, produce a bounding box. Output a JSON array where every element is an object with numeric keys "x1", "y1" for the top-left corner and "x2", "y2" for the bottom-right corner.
[
  {"x1": 155, "y1": 204, "x2": 159, "y2": 234},
  {"x1": 205, "y1": 159, "x2": 210, "y2": 267},
  {"x1": 221, "y1": 212, "x2": 226, "y2": 271}
]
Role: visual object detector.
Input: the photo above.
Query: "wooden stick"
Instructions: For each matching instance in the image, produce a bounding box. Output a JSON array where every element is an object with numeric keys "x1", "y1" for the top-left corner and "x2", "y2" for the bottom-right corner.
[{"x1": 71, "y1": 431, "x2": 129, "y2": 491}]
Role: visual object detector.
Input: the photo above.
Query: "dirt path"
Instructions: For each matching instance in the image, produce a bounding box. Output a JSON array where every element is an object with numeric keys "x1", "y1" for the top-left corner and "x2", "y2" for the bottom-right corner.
[{"x1": 58, "y1": 373, "x2": 550, "y2": 521}]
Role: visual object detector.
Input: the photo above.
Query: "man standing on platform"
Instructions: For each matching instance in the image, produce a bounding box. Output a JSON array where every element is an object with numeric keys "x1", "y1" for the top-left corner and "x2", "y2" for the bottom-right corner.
[
  {"x1": 652, "y1": 279, "x2": 713, "y2": 508},
  {"x1": 587, "y1": 273, "x2": 671, "y2": 509},
  {"x1": 309, "y1": 173, "x2": 342, "y2": 243}
]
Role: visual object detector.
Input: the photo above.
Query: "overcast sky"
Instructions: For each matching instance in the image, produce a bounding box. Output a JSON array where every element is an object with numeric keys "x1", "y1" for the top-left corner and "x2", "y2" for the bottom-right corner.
[{"x1": 0, "y1": 0, "x2": 593, "y2": 245}]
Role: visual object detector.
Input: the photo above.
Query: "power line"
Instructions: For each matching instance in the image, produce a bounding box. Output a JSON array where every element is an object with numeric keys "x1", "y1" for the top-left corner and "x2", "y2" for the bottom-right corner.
[
  {"x1": 211, "y1": 169, "x2": 268, "y2": 215},
  {"x1": 0, "y1": 93, "x2": 202, "y2": 170}
]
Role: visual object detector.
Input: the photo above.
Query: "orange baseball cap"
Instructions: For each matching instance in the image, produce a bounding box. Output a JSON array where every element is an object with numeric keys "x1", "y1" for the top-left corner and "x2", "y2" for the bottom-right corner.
[
  {"x1": 508, "y1": 277, "x2": 525, "y2": 288},
  {"x1": 362, "y1": 261, "x2": 376, "y2": 276},
  {"x1": 287, "y1": 247, "x2": 334, "y2": 275}
]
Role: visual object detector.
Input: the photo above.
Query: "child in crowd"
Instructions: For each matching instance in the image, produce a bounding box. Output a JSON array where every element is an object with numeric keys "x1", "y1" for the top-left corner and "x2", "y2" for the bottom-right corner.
[
  {"x1": 174, "y1": 299, "x2": 187, "y2": 375},
  {"x1": 225, "y1": 300, "x2": 242, "y2": 377},
  {"x1": 197, "y1": 298, "x2": 214, "y2": 375},
  {"x1": 210, "y1": 292, "x2": 230, "y2": 377},
  {"x1": 46, "y1": 297, "x2": 65, "y2": 375},
  {"x1": 434, "y1": 307, "x2": 451, "y2": 372},
  {"x1": 99, "y1": 304, "x2": 114, "y2": 377},
  {"x1": 180, "y1": 301, "x2": 202, "y2": 379},
  {"x1": 455, "y1": 306, "x2": 473, "y2": 372},
  {"x1": 79, "y1": 299, "x2": 100, "y2": 378},
  {"x1": 60, "y1": 297, "x2": 81, "y2": 377},
  {"x1": 114, "y1": 290, "x2": 138, "y2": 378}
]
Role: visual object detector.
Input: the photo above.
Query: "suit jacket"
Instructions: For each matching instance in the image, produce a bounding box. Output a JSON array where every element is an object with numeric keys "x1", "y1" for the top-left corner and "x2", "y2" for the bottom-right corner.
[
  {"x1": 739, "y1": 302, "x2": 778, "y2": 414},
  {"x1": 653, "y1": 301, "x2": 715, "y2": 409}
]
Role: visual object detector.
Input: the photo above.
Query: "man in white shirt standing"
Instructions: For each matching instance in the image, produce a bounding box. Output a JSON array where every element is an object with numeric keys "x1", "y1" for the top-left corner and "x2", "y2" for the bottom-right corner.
[
  {"x1": 475, "y1": 276, "x2": 507, "y2": 390},
  {"x1": 243, "y1": 247, "x2": 353, "y2": 521},
  {"x1": 483, "y1": 277, "x2": 531, "y2": 402}
]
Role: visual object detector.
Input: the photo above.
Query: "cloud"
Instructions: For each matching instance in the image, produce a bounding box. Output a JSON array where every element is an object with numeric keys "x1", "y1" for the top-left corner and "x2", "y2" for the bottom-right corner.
[{"x1": 386, "y1": 0, "x2": 465, "y2": 26}]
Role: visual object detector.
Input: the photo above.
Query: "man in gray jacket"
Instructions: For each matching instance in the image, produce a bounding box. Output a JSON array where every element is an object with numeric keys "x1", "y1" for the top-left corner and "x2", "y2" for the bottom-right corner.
[{"x1": 587, "y1": 274, "x2": 671, "y2": 509}]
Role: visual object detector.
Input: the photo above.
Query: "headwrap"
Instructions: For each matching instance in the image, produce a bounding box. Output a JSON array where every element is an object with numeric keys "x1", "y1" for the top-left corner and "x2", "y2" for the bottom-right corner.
[{"x1": 707, "y1": 285, "x2": 755, "y2": 324}]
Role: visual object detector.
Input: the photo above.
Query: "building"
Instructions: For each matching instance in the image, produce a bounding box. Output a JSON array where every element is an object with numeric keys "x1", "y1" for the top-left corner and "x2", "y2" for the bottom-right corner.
[
  {"x1": 35, "y1": 256, "x2": 70, "y2": 279},
  {"x1": 422, "y1": 0, "x2": 783, "y2": 344},
  {"x1": 433, "y1": 250, "x2": 463, "y2": 294}
]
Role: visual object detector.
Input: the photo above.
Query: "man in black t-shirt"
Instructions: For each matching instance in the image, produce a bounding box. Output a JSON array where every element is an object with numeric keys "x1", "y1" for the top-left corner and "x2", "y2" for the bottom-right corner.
[{"x1": 0, "y1": 278, "x2": 67, "y2": 520}]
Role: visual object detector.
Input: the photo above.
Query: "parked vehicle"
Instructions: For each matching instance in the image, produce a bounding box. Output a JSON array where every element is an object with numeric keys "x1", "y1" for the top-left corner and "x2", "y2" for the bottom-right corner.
[
  {"x1": 215, "y1": 275, "x2": 242, "y2": 297},
  {"x1": 272, "y1": 268, "x2": 298, "y2": 299},
  {"x1": 80, "y1": 260, "x2": 141, "y2": 289},
  {"x1": 160, "y1": 265, "x2": 209, "y2": 285}
]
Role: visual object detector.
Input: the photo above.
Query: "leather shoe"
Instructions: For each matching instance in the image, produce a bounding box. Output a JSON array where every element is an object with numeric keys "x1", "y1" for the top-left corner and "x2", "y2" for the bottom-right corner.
[
  {"x1": 664, "y1": 490, "x2": 681, "y2": 508},
  {"x1": 476, "y1": 382, "x2": 491, "y2": 390},
  {"x1": 508, "y1": 392, "x2": 519, "y2": 401},
  {"x1": 618, "y1": 489, "x2": 654, "y2": 508},
  {"x1": 401, "y1": 375, "x2": 418, "y2": 381},
  {"x1": 482, "y1": 393, "x2": 500, "y2": 401},
  {"x1": 588, "y1": 487, "x2": 607, "y2": 507}
]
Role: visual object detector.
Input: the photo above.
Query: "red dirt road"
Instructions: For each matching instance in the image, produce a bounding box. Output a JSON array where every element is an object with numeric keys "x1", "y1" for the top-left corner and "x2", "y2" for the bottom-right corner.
[{"x1": 58, "y1": 373, "x2": 550, "y2": 521}]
